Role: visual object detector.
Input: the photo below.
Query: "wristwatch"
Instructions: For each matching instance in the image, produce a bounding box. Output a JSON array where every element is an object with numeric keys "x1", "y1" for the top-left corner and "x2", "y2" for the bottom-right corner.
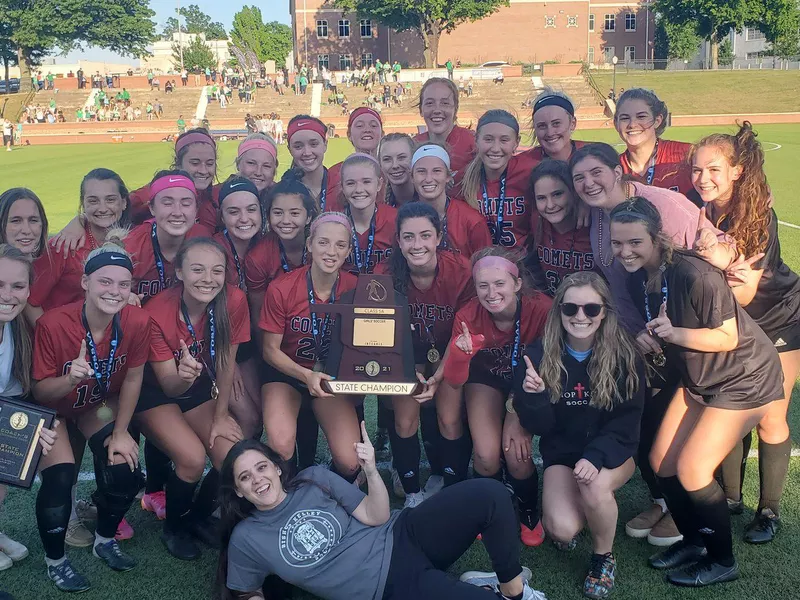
[{"x1": 505, "y1": 393, "x2": 516, "y2": 414}]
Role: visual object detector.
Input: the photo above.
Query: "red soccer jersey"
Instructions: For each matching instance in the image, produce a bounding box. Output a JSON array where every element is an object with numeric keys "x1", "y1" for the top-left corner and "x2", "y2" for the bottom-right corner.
[
  {"x1": 258, "y1": 265, "x2": 358, "y2": 369},
  {"x1": 443, "y1": 199, "x2": 493, "y2": 257},
  {"x1": 531, "y1": 215, "x2": 595, "y2": 297},
  {"x1": 344, "y1": 203, "x2": 397, "y2": 274},
  {"x1": 30, "y1": 225, "x2": 99, "y2": 310},
  {"x1": 243, "y1": 233, "x2": 307, "y2": 294},
  {"x1": 453, "y1": 152, "x2": 535, "y2": 250},
  {"x1": 521, "y1": 140, "x2": 587, "y2": 168},
  {"x1": 32, "y1": 303, "x2": 152, "y2": 416},
  {"x1": 147, "y1": 285, "x2": 250, "y2": 367},
  {"x1": 414, "y1": 125, "x2": 477, "y2": 178},
  {"x1": 619, "y1": 139, "x2": 693, "y2": 196},
  {"x1": 212, "y1": 231, "x2": 252, "y2": 290},
  {"x1": 129, "y1": 183, "x2": 220, "y2": 232},
  {"x1": 451, "y1": 293, "x2": 552, "y2": 381},
  {"x1": 126, "y1": 220, "x2": 213, "y2": 302},
  {"x1": 375, "y1": 249, "x2": 475, "y2": 352}
]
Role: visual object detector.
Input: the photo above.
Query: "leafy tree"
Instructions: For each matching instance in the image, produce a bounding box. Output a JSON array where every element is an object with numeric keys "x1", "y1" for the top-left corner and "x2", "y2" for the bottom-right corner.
[
  {"x1": 163, "y1": 3, "x2": 227, "y2": 40},
  {"x1": 230, "y1": 7, "x2": 292, "y2": 68},
  {"x1": 0, "y1": 0, "x2": 155, "y2": 92},
  {"x1": 758, "y1": 0, "x2": 800, "y2": 60},
  {"x1": 333, "y1": 0, "x2": 509, "y2": 67},
  {"x1": 663, "y1": 20, "x2": 702, "y2": 62},
  {"x1": 718, "y1": 38, "x2": 734, "y2": 66},
  {"x1": 173, "y1": 35, "x2": 216, "y2": 71}
]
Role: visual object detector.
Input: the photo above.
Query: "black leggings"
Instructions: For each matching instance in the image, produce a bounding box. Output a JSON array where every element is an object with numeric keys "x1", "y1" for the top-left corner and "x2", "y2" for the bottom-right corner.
[
  {"x1": 382, "y1": 479, "x2": 523, "y2": 600},
  {"x1": 638, "y1": 382, "x2": 676, "y2": 500}
]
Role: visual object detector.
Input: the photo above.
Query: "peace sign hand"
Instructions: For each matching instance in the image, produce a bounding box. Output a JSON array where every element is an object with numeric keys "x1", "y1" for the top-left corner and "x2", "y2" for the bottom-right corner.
[
  {"x1": 522, "y1": 355, "x2": 545, "y2": 394},
  {"x1": 693, "y1": 207, "x2": 719, "y2": 258},
  {"x1": 646, "y1": 302, "x2": 675, "y2": 343},
  {"x1": 725, "y1": 252, "x2": 765, "y2": 287},
  {"x1": 68, "y1": 339, "x2": 95, "y2": 386},
  {"x1": 177, "y1": 339, "x2": 203, "y2": 383}
]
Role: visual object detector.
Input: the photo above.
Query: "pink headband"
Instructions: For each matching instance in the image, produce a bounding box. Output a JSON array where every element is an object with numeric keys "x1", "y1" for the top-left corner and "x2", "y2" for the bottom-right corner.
[
  {"x1": 238, "y1": 139, "x2": 277, "y2": 160},
  {"x1": 175, "y1": 132, "x2": 216, "y2": 154},
  {"x1": 348, "y1": 107, "x2": 382, "y2": 129},
  {"x1": 347, "y1": 152, "x2": 380, "y2": 166},
  {"x1": 150, "y1": 175, "x2": 197, "y2": 201},
  {"x1": 287, "y1": 119, "x2": 327, "y2": 144},
  {"x1": 472, "y1": 256, "x2": 519, "y2": 279},
  {"x1": 310, "y1": 213, "x2": 352, "y2": 238}
]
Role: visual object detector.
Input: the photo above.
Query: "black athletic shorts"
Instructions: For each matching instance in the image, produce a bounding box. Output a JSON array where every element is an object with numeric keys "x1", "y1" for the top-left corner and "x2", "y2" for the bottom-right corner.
[
  {"x1": 769, "y1": 323, "x2": 800, "y2": 354},
  {"x1": 135, "y1": 378, "x2": 213, "y2": 414},
  {"x1": 466, "y1": 367, "x2": 512, "y2": 395},
  {"x1": 259, "y1": 360, "x2": 311, "y2": 397},
  {"x1": 236, "y1": 340, "x2": 256, "y2": 363}
]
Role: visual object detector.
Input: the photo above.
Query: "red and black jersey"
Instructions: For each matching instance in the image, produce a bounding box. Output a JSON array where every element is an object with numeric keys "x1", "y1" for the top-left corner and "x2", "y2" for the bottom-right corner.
[
  {"x1": 129, "y1": 183, "x2": 220, "y2": 232},
  {"x1": 453, "y1": 152, "x2": 536, "y2": 250},
  {"x1": 212, "y1": 231, "x2": 252, "y2": 290},
  {"x1": 147, "y1": 285, "x2": 250, "y2": 368},
  {"x1": 30, "y1": 225, "x2": 99, "y2": 310},
  {"x1": 531, "y1": 214, "x2": 595, "y2": 297},
  {"x1": 619, "y1": 139, "x2": 693, "y2": 196},
  {"x1": 376, "y1": 250, "x2": 475, "y2": 354},
  {"x1": 32, "y1": 303, "x2": 152, "y2": 416},
  {"x1": 443, "y1": 199, "x2": 493, "y2": 257},
  {"x1": 258, "y1": 265, "x2": 358, "y2": 369},
  {"x1": 243, "y1": 233, "x2": 306, "y2": 294},
  {"x1": 452, "y1": 293, "x2": 552, "y2": 381},
  {"x1": 414, "y1": 125, "x2": 477, "y2": 178},
  {"x1": 344, "y1": 203, "x2": 397, "y2": 274},
  {"x1": 126, "y1": 220, "x2": 212, "y2": 303},
  {"x1": 521, "y1": 140, "x2": 587, "y2": 168}
]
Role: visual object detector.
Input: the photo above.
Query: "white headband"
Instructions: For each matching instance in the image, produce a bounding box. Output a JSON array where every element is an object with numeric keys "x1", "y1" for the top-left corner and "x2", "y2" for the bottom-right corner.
[{"x1": 412, "y1": 144, "x2": 451, "y2": 170}]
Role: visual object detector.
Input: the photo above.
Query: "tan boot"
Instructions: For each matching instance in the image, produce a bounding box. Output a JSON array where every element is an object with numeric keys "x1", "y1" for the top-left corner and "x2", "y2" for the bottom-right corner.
[{"x1": 625, "y1": 503, "x2": 664, "y2": 538}]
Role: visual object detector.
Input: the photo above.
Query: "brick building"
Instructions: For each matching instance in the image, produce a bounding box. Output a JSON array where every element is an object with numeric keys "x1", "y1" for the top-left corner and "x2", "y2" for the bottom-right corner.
[{"x1": 289, "y1": 0, "x2": 655, "y2": 70}]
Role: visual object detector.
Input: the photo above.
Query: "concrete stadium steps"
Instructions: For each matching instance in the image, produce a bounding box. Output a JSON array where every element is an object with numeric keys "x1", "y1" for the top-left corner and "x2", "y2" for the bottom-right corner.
[
  {"x1": 31, "y1": 89, "x2": 90, "y2": 115},
  {"x1": 123, "y1": 87, "x2": 201, "y2": 120},
  {"x1": 541, "y1": 76, "x2": 605, "y2": 115},
  {"x1": 204, "y1": 89, "x2": 312, "y2": 122}
]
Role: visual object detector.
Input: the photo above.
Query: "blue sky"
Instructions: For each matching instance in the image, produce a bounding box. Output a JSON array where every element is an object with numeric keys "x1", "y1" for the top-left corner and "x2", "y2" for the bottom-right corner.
[{"x1": 60, "y1": 1, "x2": 291, "y2": 64}]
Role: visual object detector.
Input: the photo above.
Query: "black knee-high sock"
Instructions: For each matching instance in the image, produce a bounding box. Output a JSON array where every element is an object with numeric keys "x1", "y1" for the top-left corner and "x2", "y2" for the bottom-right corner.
[
  {"x1": 657, "y1": 475, "x2": 702, "y2": 546},
  {"x1": 296, "y1": 405, "x2": 319, "y2": 470},
  {"x1": 758, "y1": 437, "x2": 791, "y2": 515},
  {"x1": 355, "y1": 402, "x2": 365, "y2": 424},
  {"x1": 719, "y1": 430, "x2": 752, "y2": 502},
  {"x1": 36, "y1": 464, "x2": 74, "y2": 560},
  {"x1": 440, "y1": 435, "x2": 470, "y2": 487},
  {"x1": 420, "y1": 406, "x2": 443, "y2": 476},
  {"x1": 391, "y1": 432, "x2": 421, "y2": 494},
  {"x1": 165, "y1": 471, "x2": 199, "y2": 533},
  {"x1": 474, "y1": 469, "x2": 503, "y2": 482},
  {"x1": 507, "y1": 471, "x2": 539, "y2": 527},
  {"x1": 686, "y1": 481, "x2": 734, "y2": 566},
  {"x1": 377, "y1": 401, "x2": 393, "y2": 431},
  {"x1": 191, "y1": 468, "x2": 220, "y2": 520},
  {"x1": 144, "y1": 440, "x2": 171, "y2": 494}
]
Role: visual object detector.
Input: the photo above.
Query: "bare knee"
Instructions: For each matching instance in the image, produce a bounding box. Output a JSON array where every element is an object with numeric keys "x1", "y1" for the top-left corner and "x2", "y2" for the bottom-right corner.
[
  {"x1": 578, "y1": 480, "x2": 613, "y2": 511},
  {"x1": 543, "y1": 510, "x2": 582, "y2": 543},
  {"x1": 265, "y1": 420, "x2": 297, "y2": 460},
  {"x1": 756, "y1": 410, "x2": 789, "y2": 442},
  {"x1": 173, "y1": 451, "x2": 206, "y2": 482},
  {"x1": 473, "y1": 445, "x2": 501, "y2": 475},
  {"x1": 676, "y1": 455, "x2": 713, "y2": 491},
  {"x1": 393, "y1": 409, "x2": 419, "y2": 439}
]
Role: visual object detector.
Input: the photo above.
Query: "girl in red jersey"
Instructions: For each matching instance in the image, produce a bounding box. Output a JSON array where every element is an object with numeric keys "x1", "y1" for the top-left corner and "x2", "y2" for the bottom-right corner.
[
  {"x1": 32, "y1": 238, "x2": 152, "y2": 592},
  {"x1": 412, "y1": 144, "x2": 492, "y2": 257},
  {"x1": 413, "y1": 77, "x2": 477, "y2": 177},
  {"x1": 233, "y1": 133, "x2": 278, "y2": 195},
  {"x1": 529, "y1": 161, "x2": 594, "y2": 296},
  {"x1": 136, "y1": 237, "x2": 249, "y2": 561},
  {"x1": 28, "y1": 169, "x2": 132, "y2": 323},
  {"x1": 442, "y1": 248, "x2": 552, "y2": 546},
  {"x1": 616, "y1": 89, "x2": 693, "y2": 196},
  {"x1": 283, "y1": 115, "x2": 338, "y2": 212},
  {"x1": 341, "y1": 153, "x2": 396, "y2": 274},
  {"x1": 0, "y1": 188, "x2": 48, "y2": 258},
  {"x1": 376, "y1": 202, "x2": 475, "y2": 507},
  {"x1": 459, "y1": 110, "x2": 534, "y2": 250},
  {"x1": 258, "y1": 213, "x2": 361, "y2": 480},
  {"x1": 691, "y1": 124, "x2": 799, "y2": 544},
  {"x1": 526, "y1": 89, "x2": 584, "y2": 164},
  {"x1": 379, "y1": 133, "x2": 417, "y2": 207}
]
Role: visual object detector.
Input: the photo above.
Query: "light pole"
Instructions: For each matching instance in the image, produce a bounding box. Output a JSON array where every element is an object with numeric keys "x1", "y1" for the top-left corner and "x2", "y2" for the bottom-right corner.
[
  {"x1": 177, "y1": 0, "x2": 184, "y2": 72},
  {"x1": 612, "y1": 55, "x2": 618, "y2": 99}
]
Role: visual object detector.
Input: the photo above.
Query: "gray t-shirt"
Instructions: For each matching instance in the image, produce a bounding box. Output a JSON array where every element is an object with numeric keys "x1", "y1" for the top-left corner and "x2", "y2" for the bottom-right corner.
[{"x1": 226, "y1": 466, "x2": 401, "y2": 600}]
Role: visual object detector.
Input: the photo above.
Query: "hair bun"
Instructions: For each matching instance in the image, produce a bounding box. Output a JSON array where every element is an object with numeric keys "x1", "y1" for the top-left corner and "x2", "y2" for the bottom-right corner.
[{"x1": 102, "y1": 227, "x2": 129, "y2": 249}]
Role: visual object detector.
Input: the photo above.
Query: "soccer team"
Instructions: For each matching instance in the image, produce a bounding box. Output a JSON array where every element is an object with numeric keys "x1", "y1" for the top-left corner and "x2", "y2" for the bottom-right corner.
[{"x1": 0, "y1": 76, "x2": 796, "y2": 600}]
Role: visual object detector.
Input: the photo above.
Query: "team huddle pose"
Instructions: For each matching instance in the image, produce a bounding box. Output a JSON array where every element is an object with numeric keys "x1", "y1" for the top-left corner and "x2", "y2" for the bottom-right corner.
[{"x1": 0, "y1": 78, "x2": 795, "y2": 600}]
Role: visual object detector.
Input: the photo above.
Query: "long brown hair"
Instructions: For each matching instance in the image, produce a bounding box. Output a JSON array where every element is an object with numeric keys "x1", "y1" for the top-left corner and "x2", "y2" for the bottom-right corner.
[
  {"x1": 0, "y1": 244, "x2": 33, "y2": 393},
  {"x1": 689, "y1": 121, "x2": 770, "y2": 257},
  {"x1": 539, "y1": 272, "x2": 639, "y2": 410}
]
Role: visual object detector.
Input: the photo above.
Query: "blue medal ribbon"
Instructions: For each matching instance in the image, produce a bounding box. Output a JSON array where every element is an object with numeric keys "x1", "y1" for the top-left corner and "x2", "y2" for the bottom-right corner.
[
  {"x1": 306, "y1": 270, "x2": 338, "y2": 361},
  {"x1": 347, "y1": 205, "x2": 376, "y2": 274},
  {"x1": 319, "y1": 167, "x2": 328, "y2": 212},
  {"x1": 279, "y1": 241, "x2": 307, "y2": 274},
  {"x1": 180, "y1": 298, "x2": 217, "y2": 382},
  {"x1": 222, "y1": 229, "x2": 246, "y2": 291},
  {"x1": 81, "y1": 305, "x2": 121, "y2": 399},
  {"x1": 481, "y1": 167, "x2": 507, "y2": 246},
  {"x1": 438, "y1": 198, "x2": 450, "y2": 251},
  {"x1": 510, "y1": 297, "x2": 522, "y2": 370},
  {"x1": 150, "y1": 221, "x2": 166, "y2": 290}
]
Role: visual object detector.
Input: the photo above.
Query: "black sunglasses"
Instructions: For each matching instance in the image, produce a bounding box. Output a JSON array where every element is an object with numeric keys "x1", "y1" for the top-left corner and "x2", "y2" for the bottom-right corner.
[{"x1": 560, "y1": 302, "x2": 604, "y2": 318}]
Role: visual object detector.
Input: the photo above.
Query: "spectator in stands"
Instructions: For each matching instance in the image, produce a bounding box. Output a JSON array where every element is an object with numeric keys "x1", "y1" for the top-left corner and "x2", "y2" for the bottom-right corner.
[
  {"x1": 468, "y1": 77, "x2": 474, "y2": 97},
  {"x1": 146, "y1": 102, "x2": 154, "y2": 120},
  {"x1": 446, "y1": 59, "x2": 454, "y2": 80},
  {"x1": 220, "y1": 89, "x2": 228, "y2": 109},
  {"x1": 205, "y1": 66, "x2": 211, "y2": 84},
  {"x1": 165, "y1": 80, "x2": 173, "y2": 94},
  {"x1": 134, "y1": 106, "x2": 142, "y2": 120},
  {"x1": 46, "y1": 72, "x2": 54, "y2": 90},
  {"x1": 299, "y1": 73, "x2": 308, "y2": 95},
  {"x1": 147, "y1": 69, "x2": 154, "y2": 89},
  {"x1": 393, "y1": 61, "x2": 401, "y2": 82},
  {"x1": 245, "y1": 114, "x2": 257, "y2": 134},
  {"x1": 276, "y1": 73, "x2": 285, "y2": 95},
  {"x1": 156, "y1": 100, "x2": 164, "y2": 118},
  {"x1": 458, "y1": 76, "x2": 466, "y2": 96},
  {"x1": 494, "y1": 71, "x2": 505, "y2": 85},
  {"x1": 77, "y1": 68, "x2": 85, "y2": 89},
  {"x1": 152, "y1": 75, "x2": 160, "y2": 91},
  {"x1": 181, "y1": 69, "x2": 188, "y2": 86},
  {"x1": 125, "y1": 105, "x2": 134, "y2": 121},
  {"x1": 177, "y1": 115, "x2": 186, "y2": 134},
  {"x1": 105, "y1": 73, "x2": 113, "y2": 88}
]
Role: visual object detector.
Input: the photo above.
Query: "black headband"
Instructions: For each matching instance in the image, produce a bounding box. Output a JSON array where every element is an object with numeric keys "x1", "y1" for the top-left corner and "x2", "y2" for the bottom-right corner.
[
  {"x1": 84, "y1": 251, "x2": 133, "y2": 275},
  {"x1": 219, "y1": 178, "x2": 260, "y2": 204},
  {"x1": 533, "y1": 95, "x2": 575, "y2": 117},
  {"x1": 478, "y1": 111, "x2": 520, "y2": 136}
]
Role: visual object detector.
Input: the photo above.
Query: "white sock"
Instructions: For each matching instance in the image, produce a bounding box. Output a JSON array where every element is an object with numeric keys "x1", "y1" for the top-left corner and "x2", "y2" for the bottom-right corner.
[
  {"x1": 45, "y1": 555, "x2": 66, "y2": 568},
  {"x1": 654, "y1": 498, "x2": 668, "y2": 513},
  {"x1": 94, "y1": 533, "x2": 113, "y2": 548},
  {"x1": 69, "y1": 485, "x2": 78, "y2": 522}
]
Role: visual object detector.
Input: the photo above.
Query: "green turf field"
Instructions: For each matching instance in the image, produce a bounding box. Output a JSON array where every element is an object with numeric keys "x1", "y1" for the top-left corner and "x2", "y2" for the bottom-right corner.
[{"x1": 1, "y1": 128, "x2": 799, "y2": 599}]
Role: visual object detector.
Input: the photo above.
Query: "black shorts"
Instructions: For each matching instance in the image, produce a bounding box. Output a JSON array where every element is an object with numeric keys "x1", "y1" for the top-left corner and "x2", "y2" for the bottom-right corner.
[
  {"x1": 412, "y1": 342, "x2": 446, "y2": 366},
  {"x1": 466, "y1": 367, "x2": 512, "y2": 395},
  {"x1": 135, "y1": 378, "x2": 213, "y2": 414},
  {"x1": 236, "y1": 340, "x2": 256, "y2": 363},
  {"x1": 542, "y1": 453, "x2": 582, "y2": 471},
  {"x1": 259, "y1": 360, "x2": 310, "y2": 398},
  {"x1": 768, "y1": 323, "x2": 800, "y2": 354},
  {"x1": 2, "y1": 134, "x2": 11, "y2": 146}
]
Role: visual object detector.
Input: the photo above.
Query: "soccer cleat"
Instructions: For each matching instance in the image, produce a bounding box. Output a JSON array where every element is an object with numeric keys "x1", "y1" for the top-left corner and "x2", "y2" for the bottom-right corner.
[
  {"x1": 0, "y1": 533, "x2": 28, "y2": 562},
  {"x1": 520, "y1": 519, "x2": 545, "y2": 548},
  {"x1": 161, "y1": 529, "x2": 201, "y2": 561},
  {"x1": 65, "y1": 519, "x2": 94, "y2": 548},
  {"x1": 93, "y1": 539, "x2": 136, "y2": 572},
  {"x1": 185, "y1": 515, "x2": 221, "y2": 549},
  {"x1": 390, "y1": 469, "x2": 406, "y2": 499},
  {"x1": 423, "y1": 474, "x2": 444, "y2": 497},
  {"x1": 0, "y1": 552, "x2": 11, "y2": 571},
  {"x1": 726, "y1": 498, "x2": 744, "y2": 515},
  {"x1": 403, "y1": 492, "x2": 425, "y2": 509},
  {"x1": 666, "y1": 557, "x2": 739, "y2": 587},
  {"x1": 459, "y1": 566, "x2": 533, "y2": 590},
  {"x1": 553, "y1": 537, "x2": 578, "y2": 552},
  {"x1": 140, "y1": 491, "x2": 167, "y2": 520},
  {"x1": 646, "y1": 513, "x2": 683, "y2": 547},
  {"x1": 648, "y1": 540, "x2": 707, "y2": 570},
  {"x1": 115, "y1": 518, "x2": 134, "y2": 541},
  {"x1": 744, "y1": 508, "x2": 780, "y2": 544},
  {"x1": 583, "y1": 553, "x2": 616, "y2": 599},
  {"x1": 625, "y1": 503, "x2": 664, "y2": 539},
  {"x1": 47, "y1": 559, "x2": 91, "y2": 593}
]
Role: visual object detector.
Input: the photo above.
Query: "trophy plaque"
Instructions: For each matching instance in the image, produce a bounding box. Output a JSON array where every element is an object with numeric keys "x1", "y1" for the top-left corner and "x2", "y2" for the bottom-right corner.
[
  {"x1": 0, "y1": 397, "x2": 56, "y2": 489},
  {"x1": 320, "y1": 274, "x2": 419, "y2": 396}
]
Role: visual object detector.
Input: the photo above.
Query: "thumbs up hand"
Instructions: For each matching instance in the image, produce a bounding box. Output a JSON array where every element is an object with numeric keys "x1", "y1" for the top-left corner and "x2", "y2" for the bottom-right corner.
[
  {"x1": 646, "y1": 302, "x2": 675, "y2": 343},
  {"x1": 522, "y1": 355, "x2": 545, "y2": 394},
  {"x1": 177, "y1": 339, "x2": 203, "y2": 383},
  {"x1": 68, "y1": 339, "x2": 95, "y2": 386}
]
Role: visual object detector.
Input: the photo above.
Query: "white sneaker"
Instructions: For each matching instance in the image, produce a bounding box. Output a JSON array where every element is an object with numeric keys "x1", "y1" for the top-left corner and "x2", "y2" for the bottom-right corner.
[
  {"x1": 0, "y1": 533, "x2": 28, "y2": 561},
  {"x1": 423, "y1": 474, "x2": 444, "y2": 497},
  {"x1": 0, "y1": 550, "x2": 12, "y2": 570},
  {"x1": 391, "y1": 469, "x2": 406, "y2": 499},
  {"x1": 403, "y1": 492, "x2": 425, "y2": 509},
  {"x1": 459, "y1": 566, "x2": 532, "y2": 588}
]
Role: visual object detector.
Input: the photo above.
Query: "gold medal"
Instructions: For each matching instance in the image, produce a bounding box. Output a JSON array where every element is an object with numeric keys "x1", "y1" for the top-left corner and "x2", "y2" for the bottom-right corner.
[
  {"x1": 211, "y1": 382, "x2": 219, "y2": 401},
  {"x1": 653, "y1": 353, "x2": 666, "y2": 368},
  {"x1": 96, "y1": 402, "x2": 113, "y2": 422},
  {"x1": 427, "y1": 347, "x2": 440, "y2": 364},
  {"x1": 313, "y1": 361, "x2": 325, "y2": 373}
]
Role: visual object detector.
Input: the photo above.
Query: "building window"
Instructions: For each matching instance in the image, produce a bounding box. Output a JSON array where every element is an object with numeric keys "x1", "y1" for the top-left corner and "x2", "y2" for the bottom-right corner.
[
  {"x1": 545, "y1": 16, "x2": 555, "y2": 28},
  {"x1": 625, "y1": 46, "x2": 636, "y2": 62},
  {"x1": 625, "y1": 13, "x2": 636, "y2": 32},
  {"x1": 588, "y1": 47, "x2": 595, "y2": 63},
  {"x1": 589, "y1": 14, "x2": 595, "y2": 32},
  {"x1": 603, "y1": 46, "x2": 616, "y2": 63},
  {"x1": 746, "y1": 27, "x2": 765, "y2": 41},
  {"x1": 317, "y1": 55, "x2": 329, "y2": 71},
  {"x1": 604, "y1": 14, "x2": 615, "y2": 32},
  {"x1": 568, "y1": 16, "x2": 578, "y2": 28},
  {"x1": 360, "y1": 19, "x2": 372, "y2": 38},
  {"x1": 338, "y1": 19, "x2": 350, "y2": 38},
  {"x1": 316, "y1": 20, "x2": 328, "y2": 39},
  {"x1": 361, "y1": 52, "x2": 373, "y2": 67}
]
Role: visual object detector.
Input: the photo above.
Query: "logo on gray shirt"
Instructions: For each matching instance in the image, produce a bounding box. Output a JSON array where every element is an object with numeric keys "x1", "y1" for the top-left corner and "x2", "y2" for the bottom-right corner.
[{"x1": 279, "y1": 510, "x2": 342, "y2": 568}]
